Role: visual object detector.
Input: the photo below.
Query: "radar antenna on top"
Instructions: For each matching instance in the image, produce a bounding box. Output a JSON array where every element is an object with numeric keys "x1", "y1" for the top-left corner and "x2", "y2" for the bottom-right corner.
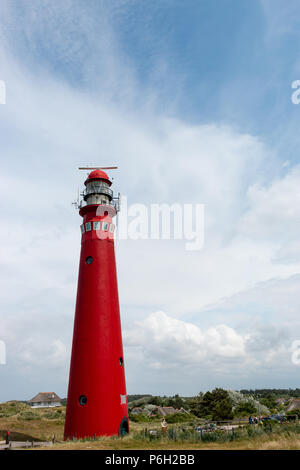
[
  {"x1": 72, "y1": 166, "x2": 120, "y2": 212},
  {"x1": 78, "y1": 166, "x2": 118, "y2": 170}
]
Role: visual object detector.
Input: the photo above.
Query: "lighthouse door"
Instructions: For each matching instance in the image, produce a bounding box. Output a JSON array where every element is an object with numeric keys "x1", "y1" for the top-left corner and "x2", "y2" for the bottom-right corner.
[{"x1": 118, "y1": 417, "x2": 129, "y2": 436}]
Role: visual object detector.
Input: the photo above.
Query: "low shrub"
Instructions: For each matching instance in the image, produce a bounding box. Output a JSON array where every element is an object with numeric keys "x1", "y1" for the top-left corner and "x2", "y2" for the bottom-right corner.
[
  {"x1": 0, "y1": 412, "x2": 13, "y2": 418},
  {"x1": 17, "y1": 411, "x2": 41, "y2": 421},
  {"x1": 165, "y1": 413, "x2": 194, "y2": 424},
  {"x1": 0, "y1": 401, "x2": 30, "y2": 417},
  {"x1": 287, "y1": 409, "x2": 300, "y2": 418},
  {"x1": 43, "y1": 411, "x2": 62, "y2": 420},
  {"x1": 129, "y1": 413, "x2": 156, "y2": 423}
]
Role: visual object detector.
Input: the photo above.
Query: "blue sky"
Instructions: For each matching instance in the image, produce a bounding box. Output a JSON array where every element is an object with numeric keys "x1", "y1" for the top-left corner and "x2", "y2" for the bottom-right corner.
[
  {"x1": 1, "y1": 0, "x2": 300, "y2": 400},
  {"x1": 2, "y1": 0, "x2": 296, "y2": 133}
]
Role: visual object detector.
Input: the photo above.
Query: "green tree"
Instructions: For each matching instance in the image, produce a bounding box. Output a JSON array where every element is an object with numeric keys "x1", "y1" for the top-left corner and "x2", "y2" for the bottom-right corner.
[
  {"x1": 165, "y1": 397, "x2": 175, "y2": 407},
  {"x1": 260, "y1": 396, "x2": 276, "y2": 410},
  {"x1": 172, "y1": 394, "x2": 184, "y2": 409},
  {"x1": 213, "y1": 398, "x2": 233, "y2": 421},
  {"x1": 189, "y1": 388, "x2": 233, "y2": 421},
  {"x1": 234, "y1": 401, "x2": 256, "y2": 417},
  {"x1": 150, "y1": 396, "x2": 162, "y2": 406}
]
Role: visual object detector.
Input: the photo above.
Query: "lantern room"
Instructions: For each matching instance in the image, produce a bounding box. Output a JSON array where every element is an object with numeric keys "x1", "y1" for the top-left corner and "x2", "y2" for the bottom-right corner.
[{"x1": 83, "y1": 169, "x2": 113, "y2": 206}]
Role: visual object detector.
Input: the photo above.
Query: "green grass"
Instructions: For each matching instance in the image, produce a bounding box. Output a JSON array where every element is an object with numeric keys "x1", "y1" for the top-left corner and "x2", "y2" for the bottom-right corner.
[
  {"x1": 17, "y1": 411, "x2": 42, "y2": 421},
  {"x1": 37, "y1": 423, "x2": 300, "y2": 450},
  {"x1": 1, "y1": 400, "x2": 300, "y2": 450},
  {"x1": 126, "y1": 421, "x2": 300, "y2": 447}
]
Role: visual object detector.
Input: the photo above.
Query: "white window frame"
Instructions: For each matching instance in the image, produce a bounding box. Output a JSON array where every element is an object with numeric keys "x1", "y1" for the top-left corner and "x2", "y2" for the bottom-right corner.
[
  {"x1": 103, "y1": 222, "x2": 109, "y2": 231},
  {"x1": 80, "y1": 224, "x2": 85, "y2": 234},
  {"x1": 120, "y1": 394, "x2": 127, "y2": 405},
  {"x1": 109, "y1": 224, "x2": 115, "y2": 233},
  {"x1": 85, "y1": 222, "x2": 92, "y2": 232},
  {"x1": 93, "y1": 221, "x2": 100, "y2": 230}
]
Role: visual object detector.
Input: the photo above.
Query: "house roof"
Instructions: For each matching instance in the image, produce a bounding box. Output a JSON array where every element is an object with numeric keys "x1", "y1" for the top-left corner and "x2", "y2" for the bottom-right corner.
[
  {"x1": 178, "y1": 407, "x2": 189, "y2": 414},
  {"x1": 28, "y1": 392, "x2": 61, "y2": 403},
  {"x1": 286, "y1": 399, "x2": 300, "y2": 412},
  {"x1": 131, "y1": 407, "x2": 144, "y2": 413},
  {"x1": 275, "y1": 397, "x2": 287, "y2": 404},
  {"x1": 149, "y1": 406, "x2": 177, "y2": 416}
]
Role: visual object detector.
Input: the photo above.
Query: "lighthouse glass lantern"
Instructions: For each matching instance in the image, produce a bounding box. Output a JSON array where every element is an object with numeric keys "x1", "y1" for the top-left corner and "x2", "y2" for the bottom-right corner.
[
  {"x1": 64, "y1": 169, "x2": 128, "y2": 440},
  {"x1": 83, "y1": 176, "x2": 113, "y2": 205}
]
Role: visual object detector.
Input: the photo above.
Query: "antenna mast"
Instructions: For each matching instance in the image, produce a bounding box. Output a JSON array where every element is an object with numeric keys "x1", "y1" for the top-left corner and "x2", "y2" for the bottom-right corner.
[{"x1": 72, "y1": 166, "x2": 120, "y2": 212}]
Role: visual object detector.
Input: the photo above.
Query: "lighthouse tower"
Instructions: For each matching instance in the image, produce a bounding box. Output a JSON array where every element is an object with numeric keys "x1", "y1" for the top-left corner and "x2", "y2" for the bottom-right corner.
[{"x1": 64, "y1": 169, "x2": 129, "y2": 440}]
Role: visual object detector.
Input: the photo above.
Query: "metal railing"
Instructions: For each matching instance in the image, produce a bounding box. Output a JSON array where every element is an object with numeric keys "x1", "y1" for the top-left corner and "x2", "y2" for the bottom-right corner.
[{"x1": 83, "y1": 185, "x2": 113, "y2": 200}]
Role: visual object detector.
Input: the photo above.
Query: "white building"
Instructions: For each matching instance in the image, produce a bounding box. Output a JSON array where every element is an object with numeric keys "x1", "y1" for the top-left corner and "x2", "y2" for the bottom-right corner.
[{"x1": 28, "y1": 392, "x2": 62, "y2": 408}]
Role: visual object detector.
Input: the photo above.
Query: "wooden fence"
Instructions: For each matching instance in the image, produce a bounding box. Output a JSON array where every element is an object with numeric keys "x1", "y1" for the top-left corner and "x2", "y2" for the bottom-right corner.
[{"x1": 0, "y1": 440, "x2": 53, "y2": 450}]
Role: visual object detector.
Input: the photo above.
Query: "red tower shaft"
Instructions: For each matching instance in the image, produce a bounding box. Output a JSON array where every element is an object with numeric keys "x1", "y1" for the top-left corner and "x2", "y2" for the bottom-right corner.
[{"x1": 64, "y1": 171, "x2": 128, "y2": 439}]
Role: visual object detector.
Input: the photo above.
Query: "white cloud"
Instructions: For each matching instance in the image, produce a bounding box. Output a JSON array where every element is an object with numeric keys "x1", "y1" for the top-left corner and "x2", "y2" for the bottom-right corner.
[
  {"x1": 239, "y1": 165, "x2": 300, "y2": 245},
  {"x1": 17, "y1": 338, "x2": 68, "y2": 368},
  {"x1": 125, "y1": 311, "x2": 246, "y2": 370},
  {"x1": 123, "y1": 310, "x2": 296, "y2": 394}
]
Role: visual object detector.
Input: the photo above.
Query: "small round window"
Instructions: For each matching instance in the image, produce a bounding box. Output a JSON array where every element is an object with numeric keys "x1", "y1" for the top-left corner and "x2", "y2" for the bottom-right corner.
[
  {"x1": 86, "y1": 256, "x2": 93, "y2": 265},
  {"x1": 119, "y1": 357, "x2": 123, "y2": 367},
  {"x1": 79, "y1": 395, "x2": 87, "y2": 406}
]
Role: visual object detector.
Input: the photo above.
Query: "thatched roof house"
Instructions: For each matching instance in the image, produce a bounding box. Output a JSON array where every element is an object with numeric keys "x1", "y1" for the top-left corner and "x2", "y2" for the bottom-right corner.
[
  {"x1": 131, "y1": 407, "x2": 144, "y2": 415},
  {"x1": 275, "y1": 397, "x2": 288, "y2": 406},
  {"x1": 28, "y1": 392, "x2": 62, "y2": 408},
  {"x1": 286, "y1": 399, "x2": 300, "y2": 412},
  {"x1": 178, "y1": 407, "x2": 190, "y2": 414},
  {"x1": 148, "y1": 406, "x2": 177, "y2": 417}
]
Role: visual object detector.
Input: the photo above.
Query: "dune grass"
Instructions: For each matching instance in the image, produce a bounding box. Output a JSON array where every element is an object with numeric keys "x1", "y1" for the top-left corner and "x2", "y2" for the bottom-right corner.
[{"x1": 0, "y1": 401, "x2": 65, "y2": 442}]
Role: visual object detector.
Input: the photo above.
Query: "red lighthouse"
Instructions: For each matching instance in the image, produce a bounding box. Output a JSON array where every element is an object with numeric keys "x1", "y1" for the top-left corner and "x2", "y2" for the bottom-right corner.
[{"x1": 64, "y1": 168, "x2": 129, "y2": 440}]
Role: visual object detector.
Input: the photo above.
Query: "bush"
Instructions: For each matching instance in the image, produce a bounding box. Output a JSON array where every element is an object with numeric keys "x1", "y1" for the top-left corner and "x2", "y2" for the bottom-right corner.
[
  {"x1": 164, "y1": 395, "x2": 185, "y2": 409},
  {"x1": 17, "y1": 411, "x2": 41, "y2": 421},
  {"x1": 0, "y1": 412, "x2": 14, "y2": 418},
  {"x1": 165, "y1": 413, "x2": 193, "y2": 424},
  {"x1": 129, "y1": 413, "x2": 156, "y2": 423},
  {"x1": 150, "y1": 396, "x2": 163, "y2": 406},
  {"x1": 234, "y1": 402, "x2": 256, "y2": 417},
  {"x1": 129, "y1": 413, "x2": 146, "y2": 423},
  {"x1": 286, "y1": 409, "x2": 300, "y2": 418},
  {"x1": 43, "y1": 411, "x2": 62, "y2": 420},
  {"x1": 228, "y1": 390, "x2": 269, "y2": 415},
  {"x1": 0, "y1": 401, "x2": 30, "y2": 417}
]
